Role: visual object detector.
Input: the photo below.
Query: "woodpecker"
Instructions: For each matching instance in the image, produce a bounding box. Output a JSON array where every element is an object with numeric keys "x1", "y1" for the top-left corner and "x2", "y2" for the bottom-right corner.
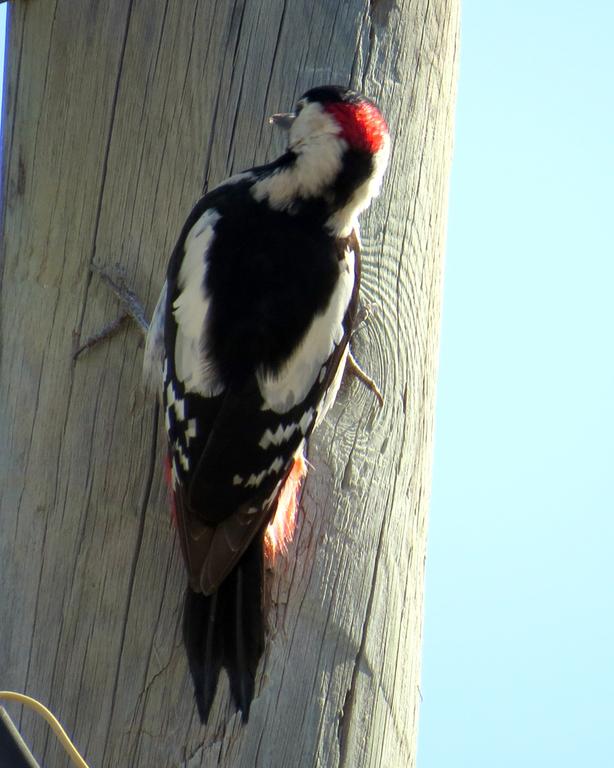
[{"x1": 142, "y1": 85, "x2": 390, "y2": 722}]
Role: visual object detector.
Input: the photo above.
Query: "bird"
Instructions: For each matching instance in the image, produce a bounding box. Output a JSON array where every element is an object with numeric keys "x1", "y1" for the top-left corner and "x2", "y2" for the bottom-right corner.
[{"x1": 96, "y1": 85, "x2": 390, "y2": 723}]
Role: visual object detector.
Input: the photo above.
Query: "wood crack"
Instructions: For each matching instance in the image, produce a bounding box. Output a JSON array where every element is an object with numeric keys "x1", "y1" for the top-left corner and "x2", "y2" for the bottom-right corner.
[
  {"x1": 337, "y1": 493, "x2": 389, "y2": 767},
  {"x1": 75, "y1": 0, "x2": 136, "y2": 342},
  {"x1": 2, "y1": 0, "x2": 26, "y2": 240},
  {"x1": 102, "y1": 404, "x2": 158, "y2": 761}
]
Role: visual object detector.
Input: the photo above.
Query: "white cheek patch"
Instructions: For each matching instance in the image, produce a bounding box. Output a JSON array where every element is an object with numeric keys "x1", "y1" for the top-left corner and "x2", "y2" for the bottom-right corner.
[
  {"x1": 327, "y1": 135, "x2": 391, "y2": 236},
  {"x1": 257, "y1": 247, "x2": 355, "y2": 413},
  {"x1": 172, "y1": 209, "x2": 224, "y2": 397},
  {"x1": 252, "y1": 103, "x2": 346, "y2": 210}
]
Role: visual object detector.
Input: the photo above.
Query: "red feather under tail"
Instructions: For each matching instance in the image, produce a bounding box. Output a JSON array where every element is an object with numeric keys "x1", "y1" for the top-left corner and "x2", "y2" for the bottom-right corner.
[{"x1": 264, "y1": 450, "x2": 307, "y2": 562}]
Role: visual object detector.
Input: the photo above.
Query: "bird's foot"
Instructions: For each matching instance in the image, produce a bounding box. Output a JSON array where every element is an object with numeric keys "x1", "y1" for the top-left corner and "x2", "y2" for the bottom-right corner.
[
  {"x1": 73, "y1": 264, "x2": 149, "y2": 359},
  {"x1": 90, "y1": 264, "x2": 149, "y2": 334},
  {"x1": 346, "y1": 350, "x2": 384, "y2": 406}
]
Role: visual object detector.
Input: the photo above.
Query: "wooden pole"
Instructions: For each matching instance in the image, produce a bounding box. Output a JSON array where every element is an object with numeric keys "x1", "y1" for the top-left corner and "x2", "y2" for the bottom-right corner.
[{"x1": 0, "y1": 1, "x2": 459, "y2": 765}]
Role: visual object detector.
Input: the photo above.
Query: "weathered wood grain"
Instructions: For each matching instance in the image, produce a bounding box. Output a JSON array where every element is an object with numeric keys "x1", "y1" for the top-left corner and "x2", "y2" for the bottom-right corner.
[{"x1": 0, "y1": 1, "x2": 459, "y2": 766}]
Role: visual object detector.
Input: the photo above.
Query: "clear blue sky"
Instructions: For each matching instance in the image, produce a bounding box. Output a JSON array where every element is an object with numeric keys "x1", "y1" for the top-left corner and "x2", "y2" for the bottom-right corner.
[
  {"x1": 419, "y1": 2, "x2": 614, "y2": 766},
  {"x1": 1, "y1": 3, "x2": 612, "y2": 765}
]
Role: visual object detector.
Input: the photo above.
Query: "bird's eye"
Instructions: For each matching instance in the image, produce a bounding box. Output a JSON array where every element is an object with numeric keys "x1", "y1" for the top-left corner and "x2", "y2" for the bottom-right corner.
[{"x1": 295, "y1": 100, "x2": 305, "y2": 115}]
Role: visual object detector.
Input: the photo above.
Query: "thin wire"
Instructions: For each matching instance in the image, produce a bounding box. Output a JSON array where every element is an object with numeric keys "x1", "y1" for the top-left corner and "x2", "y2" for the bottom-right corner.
[{"x1": 0, "y1": 691, "x2": 90, "y2": 768}]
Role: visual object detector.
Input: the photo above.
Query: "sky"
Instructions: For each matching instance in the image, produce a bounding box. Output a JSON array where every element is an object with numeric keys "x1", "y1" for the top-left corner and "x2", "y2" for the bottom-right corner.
[
  {"x1": 419, "y1": 2, "x2": 614, "y2": 766},
  {"x1": 0, "y1": 2, "x2": 612, "y2": 766}
]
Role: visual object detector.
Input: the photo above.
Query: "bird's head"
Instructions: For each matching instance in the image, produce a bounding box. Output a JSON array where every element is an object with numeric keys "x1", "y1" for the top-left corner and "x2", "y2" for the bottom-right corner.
[
  {"x1": 272, "y1": 86, "x2": 388, "y2": 150},
  {"x1": 262, "y1": 86, "x2": 390, "y2": 234}
]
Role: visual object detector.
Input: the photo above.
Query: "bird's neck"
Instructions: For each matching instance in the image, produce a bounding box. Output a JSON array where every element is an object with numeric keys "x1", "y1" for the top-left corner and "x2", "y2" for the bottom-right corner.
[{"x1": 252, "y1": 140, "x2": 386, "y2": 238}]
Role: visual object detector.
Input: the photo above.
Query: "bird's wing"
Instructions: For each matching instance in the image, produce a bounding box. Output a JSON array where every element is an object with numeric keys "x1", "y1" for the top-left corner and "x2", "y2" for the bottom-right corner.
[
  {"x1": 161, "y1": 195, "x2": 360, "y2": 593},
  {"x1": 194, "y1": 232, "x2": 360, "y2": 593}
]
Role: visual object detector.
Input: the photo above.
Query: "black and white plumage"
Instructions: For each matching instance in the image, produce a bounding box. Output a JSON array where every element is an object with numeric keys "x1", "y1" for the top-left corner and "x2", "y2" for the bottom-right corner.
[{"x1": 144, "y1": 85, "x2": 390, "y2": 722}]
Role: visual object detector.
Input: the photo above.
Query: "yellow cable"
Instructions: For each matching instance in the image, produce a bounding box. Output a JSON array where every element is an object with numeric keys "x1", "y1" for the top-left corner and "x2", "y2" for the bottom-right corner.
[{"x1": 0, "y1": 691, "x2": 90, "y2": 768}]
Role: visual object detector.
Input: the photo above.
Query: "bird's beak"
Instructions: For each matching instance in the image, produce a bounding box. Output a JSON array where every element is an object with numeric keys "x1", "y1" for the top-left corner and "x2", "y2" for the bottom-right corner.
[{"x1": 268, "y1": 112, "x2": 296, "y2": 131}]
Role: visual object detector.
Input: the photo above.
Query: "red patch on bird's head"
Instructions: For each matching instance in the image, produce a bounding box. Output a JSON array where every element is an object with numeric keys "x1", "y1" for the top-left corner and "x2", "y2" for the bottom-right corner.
[{"x1": 324, "y1": 100, "x2": 388, "y2": 154}]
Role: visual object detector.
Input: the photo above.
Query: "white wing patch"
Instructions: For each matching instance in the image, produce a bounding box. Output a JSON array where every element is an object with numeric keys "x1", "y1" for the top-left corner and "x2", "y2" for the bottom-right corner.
[
  {"x1": 172, "y1": 209, "x2": 224, "y2": 397},
  {"x1": 173, "y1": 397, "x2": 185, "y2": 421},
  {"x1": 257, "y1": 246, "x2": 355, "y2": 413},
  {"x1": 173, "y1": 440, "x2": 190, "y2": 472},
  {"x1": 166, "y1": 381, "x2": 177, "y2": 406},
  {"x1": 185, "y1": 419, "x2": 197, "y2": 444},
  {"x1": 143, "y1": 281, "x2": 167, "y2": 395},
  {"x1": 298, "y1": 407, "x2": 315, "y2": 434},
  {"x1": 245, "y1": 454, "x2": 286, "y2": 488},
  {"x1": 259, "y1": 422, "x2": 299, "y2": 450}
]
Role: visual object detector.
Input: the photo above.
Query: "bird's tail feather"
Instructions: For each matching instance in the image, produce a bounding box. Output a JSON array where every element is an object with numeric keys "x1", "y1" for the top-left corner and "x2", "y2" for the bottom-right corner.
[{"x1": 183, "y1": 535, "x2": 264, "y2": 723}]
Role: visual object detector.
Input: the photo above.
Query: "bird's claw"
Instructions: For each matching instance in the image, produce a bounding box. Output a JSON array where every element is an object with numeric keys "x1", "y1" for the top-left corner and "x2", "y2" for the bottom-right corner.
[
  {"x1": 73, "y1": 264, "x2": 149, "y2": 360},
  {"x1": 346, "y1": 350, "x2": 384, "y2": 406},
  {"x1": 90, "y1": 263, "x2": 149, "y2": 334}
]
